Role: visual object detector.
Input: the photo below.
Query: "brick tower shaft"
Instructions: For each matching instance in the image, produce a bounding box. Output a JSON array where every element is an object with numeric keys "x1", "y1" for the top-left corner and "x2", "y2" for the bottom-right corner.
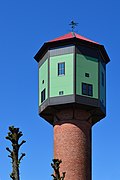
[{"x1": 54, "y1": 108, "x2": 92, "y2": 180}]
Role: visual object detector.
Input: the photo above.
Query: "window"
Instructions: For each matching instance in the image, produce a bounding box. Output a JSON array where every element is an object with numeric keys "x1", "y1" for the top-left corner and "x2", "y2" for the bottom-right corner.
[
  {"x1": 59, "y1": 91, "x2": 64, "y2": 95},
  {"x1": 85, "y1": 73, "x2": 90, "y2": 77},
  {"x1": 82, "y1": 83, "x2": 93, "y2": 96},
  {"x1": 88, "y1": 84, "x2": 93, "y2": 96},
  {"x1": 42, "y1": 80, "x2": 44, "y2": 84},
  {"x1": 58, "y1": 62, "x2": 65, "y2": 76},
  {"x1": 102, "y1": 72, "x2": 104, "y2": 86},
  {"x1": 41, "y1": 89, "x2": 45, "y2": 103}
]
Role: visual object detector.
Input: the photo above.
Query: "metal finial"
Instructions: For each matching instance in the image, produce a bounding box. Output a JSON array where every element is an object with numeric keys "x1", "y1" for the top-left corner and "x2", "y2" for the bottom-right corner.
[{"x1": 69, "y1": 20, "x2": 78, "y2": 32}]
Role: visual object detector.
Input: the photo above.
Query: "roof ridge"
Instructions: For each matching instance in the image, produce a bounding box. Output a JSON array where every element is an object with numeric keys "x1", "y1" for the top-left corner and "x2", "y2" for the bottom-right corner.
[
  {"x1": 48, "y1": 32, "x2": 99, "y2": 44},
  {"x1": 71, "y1": 32, "x2": 76, "y2": 38}
]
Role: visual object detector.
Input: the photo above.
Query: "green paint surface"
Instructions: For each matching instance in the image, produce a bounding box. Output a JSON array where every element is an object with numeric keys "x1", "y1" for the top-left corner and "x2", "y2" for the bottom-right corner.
[
  {"x1": 76, "y1": 54, "x2": 98, "y2": 99},
  {"x1": 100, "y1": 62, "x2": 106, "y2": 107},
  {"x1": 39, "y1": 59, "x2": 48, "y2": 105},
  {"x1": 50, "y1": 54, "x2": 74, "y2": 97}
]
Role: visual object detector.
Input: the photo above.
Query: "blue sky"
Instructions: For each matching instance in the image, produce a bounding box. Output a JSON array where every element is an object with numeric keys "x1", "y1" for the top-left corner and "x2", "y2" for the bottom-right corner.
[{"x1": 0, "y1": 0, "x2": 120, "y2": 179}]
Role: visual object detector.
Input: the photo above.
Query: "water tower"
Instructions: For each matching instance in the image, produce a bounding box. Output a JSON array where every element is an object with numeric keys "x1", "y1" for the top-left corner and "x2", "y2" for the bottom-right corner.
[{"x1": 34, "y1": 32, "x2": 110, "y2": 180}]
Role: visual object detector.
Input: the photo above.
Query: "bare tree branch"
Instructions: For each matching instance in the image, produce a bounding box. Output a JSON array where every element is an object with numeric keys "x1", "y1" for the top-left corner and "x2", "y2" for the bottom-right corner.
[
  {"x1": 19, "y1": 140, "x2": 26, "y2": 148},
  {"x1": 51, "y1": 159, "x2": 66, "y2": 180},
  {"x1": 6, "y1": 147, "x2": 12, "y2": 154},
  {"x1": 6, "y1": 126, "x2": 26, "y2": 180},
  {"x1": 18, "y1": 153, "x2": 26, "y2": 164}
]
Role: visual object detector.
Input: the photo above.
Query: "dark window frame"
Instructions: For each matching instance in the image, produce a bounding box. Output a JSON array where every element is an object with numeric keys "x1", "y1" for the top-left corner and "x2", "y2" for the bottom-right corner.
[
  {"x1": 58, "y1": 62, "x2": 65, "y2": 76},
  {"x1": 102, "y1": 72, "x2": 104, "y2": 86},
  {"x1": 82, "y1": 83, "x2": 93, "y2": 97},
  {"x1": 59, "y1": 91, "x2": 64, "y2": 95},
  {"x1": 85, "y1": 73, "x2": 90, "y2": 77},
  {"x1": 41, "y1": 89, "x2": 46, "y2": 103}
]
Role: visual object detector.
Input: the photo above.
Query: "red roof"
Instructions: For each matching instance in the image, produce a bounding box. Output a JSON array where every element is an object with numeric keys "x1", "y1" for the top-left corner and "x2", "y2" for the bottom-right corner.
[
  {"x1": 34, "y1": 32, "x2": 110, "y2": 63},
  {"x1": 49, "y1": 32, "x2": 99, "y2": 45}
]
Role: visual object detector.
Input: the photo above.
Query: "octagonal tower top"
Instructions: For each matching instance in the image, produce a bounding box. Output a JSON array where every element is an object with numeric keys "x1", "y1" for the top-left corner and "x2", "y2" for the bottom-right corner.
[{"x1": 34, "y1": 32, "x2": 110, "y2": 125}]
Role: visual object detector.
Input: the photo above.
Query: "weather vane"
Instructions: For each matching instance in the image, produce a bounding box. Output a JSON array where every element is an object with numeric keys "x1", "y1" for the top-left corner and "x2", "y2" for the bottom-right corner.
[{"x1": 69, "y1": 20, "x2": 78, "y2": 32}]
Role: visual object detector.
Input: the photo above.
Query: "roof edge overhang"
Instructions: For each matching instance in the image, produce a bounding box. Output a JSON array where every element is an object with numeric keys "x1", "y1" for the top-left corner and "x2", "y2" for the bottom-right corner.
[{"x1": 34, "y1": 37, "x2": 110, "y2": 64}]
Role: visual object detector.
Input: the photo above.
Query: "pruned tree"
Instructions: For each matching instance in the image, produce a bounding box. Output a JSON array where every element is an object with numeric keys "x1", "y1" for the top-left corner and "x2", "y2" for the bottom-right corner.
[
  {"x1": 6, "y1": 126, "x2": 26, "y2": 180},
  {"x1": 51, "y1": 159, "x2": 66, "y2": 180}
]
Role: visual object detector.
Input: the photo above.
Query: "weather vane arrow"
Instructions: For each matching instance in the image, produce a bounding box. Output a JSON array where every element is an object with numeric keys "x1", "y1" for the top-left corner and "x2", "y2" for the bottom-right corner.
[{"x1": 69, "y1": 20, "x2": 78, "y2": 32}]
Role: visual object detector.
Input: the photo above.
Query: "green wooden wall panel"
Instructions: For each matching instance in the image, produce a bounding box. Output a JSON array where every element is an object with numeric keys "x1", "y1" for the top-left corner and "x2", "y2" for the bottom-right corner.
[
  {"x1": 39, "y1": 59, "x2": 48, "y2": 105},
  {"x1": 50, "y1": 54, "x2": 74, "y2": 97},
  {"x1": 76, "y1": 54, "x2": 98, "y2": 99},
  {"x1": 100, "y1": 62, "x2": 106, "y2": 107}
]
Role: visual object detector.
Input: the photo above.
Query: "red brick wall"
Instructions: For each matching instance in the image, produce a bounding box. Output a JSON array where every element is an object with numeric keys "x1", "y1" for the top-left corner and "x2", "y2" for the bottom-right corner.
[{"x1": 54, "y1": 108, "x2": 92, "y2": 180}]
